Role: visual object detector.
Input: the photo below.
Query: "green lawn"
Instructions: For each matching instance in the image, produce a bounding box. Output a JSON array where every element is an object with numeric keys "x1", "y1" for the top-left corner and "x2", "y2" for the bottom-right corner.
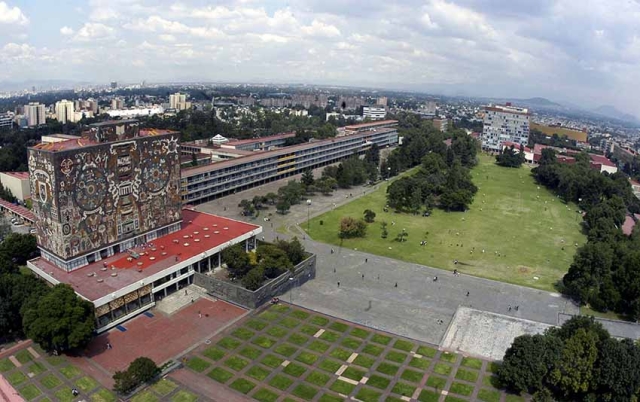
[
  {"x1": 15, "y1": 349, "x2": 33, "y2": 364},
  {"x1": 90, "y1": 388, "x2": 117, "y2": 402},
  {"x1": 170, "y1": 390, "x2": 198, "y2": 402},
  {"x1": 306, "y1": 155, "x2": 585, "y2": 291},
  {"x1": 306, "y1": 371, "x2": 331, "y2": 387},
  {"x1": 292, "y1": 383, "x2": 318, "y2": 401},
  {"x1": 186, "y1": 357, "x2": 211, "y2": 373},
  {"x1": 74, "y1": 376, "x2": 99, "y2": 392},
  {"x1": 150, "y1": 379, "x2": 178, "y2": 396},
  {"x1": 27, "y1": 362, "x2": 47, "y2": 375},
  {"x1": 269, "y1": 374, "x2": 293, "y2": 390},
  {"x1": 254, "y1": 388, "x2": 279, "y2": 402},
  {"x1": 207, "y1": 367, "x2": 233, "y2": 383},
  {"x1": 7, "y1": 370, "x2": 27, "y2": 386},
  {"x1": 0, "y1": 358, "x2": 15, "y2": 372},
  {"x1": 230, "y1": 378, "x2": 256, "y2": 394},
  {"x1": 40, "y1": 374, "x2": 62, "y2": 389},
  {"x1": 59, "y1": 365, "x2": 81, "y2": 379},
  {"x1": 19, "y1": 384, "x2": 41, "y2": 401}
]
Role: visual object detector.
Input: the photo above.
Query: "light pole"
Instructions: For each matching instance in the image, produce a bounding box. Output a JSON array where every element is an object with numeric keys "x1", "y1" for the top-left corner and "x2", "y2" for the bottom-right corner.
[
  {"x1": 306, "y1": 199, "x2": 311, "y2": 233},
  {"x1": 289, "y1": 277, "x2": 294, "y2": 303},
  {"x1": 387, "y1": 167, "x2": 391, "y2": 179}
]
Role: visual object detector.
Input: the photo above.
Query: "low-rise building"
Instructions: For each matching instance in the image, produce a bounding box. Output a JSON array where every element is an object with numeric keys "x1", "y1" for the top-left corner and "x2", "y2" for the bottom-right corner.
[
  {"x1": 363, "y1": 106, "x2": 387, "y2": 121},
  {"x1": 433, "y1": 118, "x2": 449, "y2": 132},
  {"x1": 0, "y1": 172, "x2": 30, "y2": 201}
]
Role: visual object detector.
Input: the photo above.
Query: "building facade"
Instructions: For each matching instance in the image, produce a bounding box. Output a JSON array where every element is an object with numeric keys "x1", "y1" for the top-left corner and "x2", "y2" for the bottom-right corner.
[
  {"x1": 24, "y1": 102, "x2": 46, "y2": 127},
  {"x1": 0, "y1": 112, "x2": 13, "y2": 129},
  {"x1": 0, "y1": 172, "x2": 31, "y2": 202},
  {"x1": 481, "y1": 104, "x2": 531, "y2": 152},
  {"x1": 432, "y1": 118, "x2": 449, "y2": 132},
  {"x1": 169, "y1": 93, "x2": 190, "y2": 111},
  {"x1": 55, "y1": 99, "x2": 75, "y2": 124},
  {"x1": 363, "y1": 106, "x2": 387, "y2": 121},
  {"x1": 28, "y1": 120, "x2": 183, "y2": 272}
]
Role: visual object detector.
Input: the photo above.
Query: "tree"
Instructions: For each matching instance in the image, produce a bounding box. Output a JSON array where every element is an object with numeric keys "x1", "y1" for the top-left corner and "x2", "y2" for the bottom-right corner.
[
  {"x1": 380, "y1": 221, "x2": 388, "y2": 239},
  {"x1": 265, "y1": 192, "x2": 278, "y2": 205},
  {"x1": 242, "y1": 267, "x2": 265, "y2": 291},
  {"x1": 0, "y1": 233, "x2": 38, "y2": 265},
  {"x1": 257, "y1": 244, "x2": 293, "y2": 278},
  {"x1": 496, "y1": 144, "x2": 525, "y2": 168},
  {"x1": 221, "y1": 244, "x2": 251, "y2": 278},
  {"x1": 549, "y1": 328, "x2": 598, "y2": 397},
  {"x1": 301, "y1": 169, "x2": 315, "y2": 187},
  {"x1": 22, "y1": 284, "x2": 95, "y2": 352},
  {"x1": 595, "y1": 338, "x2": 640, "y2": 400},
  {"x1": 113, "y1": 370, "x2": 138, "y2": 394},
  {"x1": 339, "y1": 217, "x2": 367, "y2": 239},
  {"x1": 128, "y1": 357, "x2": 159, "y2": 383},
  {"x1": 276, "y1": 198, "x2": 291, "y2": 214},
  {"x1": 363, "y1": 209, "x2": 376, "y2": 223},
  {"x1": 238, "y1": 199, "x2": 255, "y2": 217},
  {"x1": 316, "y1": 177, "x2": 337, "y2": 195},
  {"x1": 274, "y1": 237, "x2": 306, "y2": 265},
  {"x1": 364, "y1": 143, "x2": 380, "y2": 167}
]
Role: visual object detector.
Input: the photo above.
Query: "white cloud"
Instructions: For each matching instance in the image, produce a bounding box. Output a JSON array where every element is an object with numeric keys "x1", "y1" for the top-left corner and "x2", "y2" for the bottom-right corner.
[
  {"x1": 301, "y1": 20, "x2": 341, "y2": 38},
  {"x1": 89, "y1": 8, "x2": 120, "y2": 21},
  {"x1": 159, "y1": 34, "x2": 177, "y2": 42},
  {"x1": 74, "y1": 22, "x2": 115, "y2": 42},
  {"x1": 0, "y1": 2, "x2": 28, "y2": 25},
  {"x1": 2, "y1": 42, "x2": 35, "y2": 59},
  {"x1": 60, "y1": 26, "x2": 74, "y2": 36}
]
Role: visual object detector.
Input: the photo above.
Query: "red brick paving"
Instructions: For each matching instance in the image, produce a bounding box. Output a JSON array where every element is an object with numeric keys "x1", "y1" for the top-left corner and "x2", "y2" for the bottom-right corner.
[{"x1": 83, "y1": 298, "x2": 247, "y2": 374}]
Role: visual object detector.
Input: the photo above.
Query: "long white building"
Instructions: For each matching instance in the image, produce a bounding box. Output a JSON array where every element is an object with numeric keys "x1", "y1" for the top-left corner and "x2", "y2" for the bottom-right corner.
[{"x1": 481, "y1": 103, "x2": 531, "y2": 152}]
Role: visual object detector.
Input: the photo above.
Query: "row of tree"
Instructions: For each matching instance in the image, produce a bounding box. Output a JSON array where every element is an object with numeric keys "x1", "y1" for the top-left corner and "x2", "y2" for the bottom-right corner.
[
  {"x1": 533, "y1": 149, "x2": 640, "y2": 319},
  {"x1": 496, "y1": 145, "x2": 526, "y2": 168},
  {"x1": 221, "y1": 238, "x2": 306, "y2": 291},
  {"x1": 499, "y1": 316, "x2": 640, "y2": 401}
]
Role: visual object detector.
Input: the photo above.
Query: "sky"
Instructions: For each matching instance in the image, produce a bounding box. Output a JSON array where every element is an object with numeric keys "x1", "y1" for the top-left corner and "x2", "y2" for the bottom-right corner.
[{"x1": 1, "y1": 0, "x2": 639, "y2": 116}]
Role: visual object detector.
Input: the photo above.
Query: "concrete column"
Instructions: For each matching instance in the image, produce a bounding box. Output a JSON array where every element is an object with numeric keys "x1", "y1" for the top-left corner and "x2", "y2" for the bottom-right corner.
[
  {"x1": 245, "y1": 239, "x2": 249, "y2": 252},
  {"x1": 218, "y1": 253, "x2": 221, "y2": 267}
]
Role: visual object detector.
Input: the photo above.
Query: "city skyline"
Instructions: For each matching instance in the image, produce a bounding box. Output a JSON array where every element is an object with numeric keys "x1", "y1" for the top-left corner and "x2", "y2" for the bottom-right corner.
[{"x1": 1, "y1": 1, "x2": 640, "y2": 117}]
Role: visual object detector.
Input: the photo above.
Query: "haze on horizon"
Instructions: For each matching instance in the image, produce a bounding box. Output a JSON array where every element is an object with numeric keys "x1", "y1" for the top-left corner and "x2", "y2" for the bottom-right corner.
[{"x1": 1, "y1": 0, "x2": 639, "y2": 117}]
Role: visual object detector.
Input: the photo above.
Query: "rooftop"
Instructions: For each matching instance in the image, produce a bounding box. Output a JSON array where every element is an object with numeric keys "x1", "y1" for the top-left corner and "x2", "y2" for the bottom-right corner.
[
  {"x1": 344, "y1": 120, "x2": 398, "y2": 131},
  {"x1": 1, "y1": 171, "x2": 29, "y2": 180},
  {"x1": 30, "y1": 129, "x2": 177, "y2": 152},
  {"x1": 484, "y1": 104, "x2": 530, "y2": 116},
  {"x1": 0, "y1": 199, "x2": 35, "y2": 222},
  {"x1": 224, "y1": 132, "x2": 295, "y2": 146},
  {"x1": 29, "y1": 209, "x2": 260, "y2": 302},
  {"x1": 589, "y1": 154, "x2": 616, "y2": 167}
]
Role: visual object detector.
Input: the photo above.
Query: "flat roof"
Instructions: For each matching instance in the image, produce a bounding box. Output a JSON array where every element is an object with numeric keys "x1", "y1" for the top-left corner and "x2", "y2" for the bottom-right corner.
[
  {"x1": 484, "y1": 105, "x2": 530, "y2": 116},
  {"x1": 225, "y1": 132, "x2": 295, "y2": 146},
  {"x1": 182, "y1": 127, "x2": 398, "y2": 177},
  {"x1": 89, "y1": 119, "x2": 139, "y2": 126},
  {"x1": 29, "y1": 209, "x2": 260, "y2": 302},
  {"x1": 590, "y1": 154, "x2": 616, "y2": 167},
  {"x1": 1, "y1": 171, "x2": 29, "y2": 180},
  {"x1": 344, "y1": 120, "x2": 398, "y2": 131},
  {"x1": 30, "y1": 129, "x2": 178, "y2": 152}
]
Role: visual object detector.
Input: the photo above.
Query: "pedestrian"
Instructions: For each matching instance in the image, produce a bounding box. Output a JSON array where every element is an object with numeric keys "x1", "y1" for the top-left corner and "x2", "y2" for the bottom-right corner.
[
  {"x1": 191, "y1": 298, "x2": 194, "y2": 303},
  {"x1": 508, "y1": 305, "x2": 512, "y2": 311},
  {"x1": 466, "y1": 291, "x2": 469, "y2": 297},
  {"x1": 333, "y1": 268, "x2": 336, "y2": 273},
  {"x1": 362, "y1": 273, "x2": 364, "y2": 279},
  {"x1": 394, "y1": 282, "x2": 398, "y2": 287},
  {"x1": 365, "y1": 258, "x2": 368, "y2": 263},
  {"x1": 433, "y1": 276, "x2": 438, "y2": 282},
  {"x1": 337, "y1": 281, "x2": 340, "y2": 287},
  {"x1": 184, "y1": 289, "x2": 187, "y2": 296},
  {"x1": 106, "y1": 342, "x2": 112, "y2": 350},
  {"x1": 515, "y1": 305, "x2": 519, "y2": 311},
  {"x1": 198, "y1": 310, "x2": 202, "y2": 318},
  {"x1": 377, "y1": 274, "x2": 380, "y2": 280}
]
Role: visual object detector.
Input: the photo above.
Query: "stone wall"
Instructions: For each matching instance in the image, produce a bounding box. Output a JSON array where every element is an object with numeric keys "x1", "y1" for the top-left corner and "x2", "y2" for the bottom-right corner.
[{"x1": 194, "y1": 254, "x2": 316, "y2": 309}]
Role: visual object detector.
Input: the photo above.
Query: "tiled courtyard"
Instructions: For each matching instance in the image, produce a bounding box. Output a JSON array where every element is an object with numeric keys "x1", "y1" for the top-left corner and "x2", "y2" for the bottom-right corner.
[{"x1": 183, "y1": 304, "x2": 527, "y2": 402}]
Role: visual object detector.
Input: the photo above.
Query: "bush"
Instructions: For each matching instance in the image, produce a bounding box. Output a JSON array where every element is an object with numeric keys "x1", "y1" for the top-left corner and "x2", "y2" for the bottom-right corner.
[
  {"x1": 113, "y1": 357, "x2": 159, "y2": 394},
  {"x1": 243, "y1": 268, "x2": 265, "y2": 291},
  {"x1": 339, "y1": 217, "x2": 367, "y2": 239}
]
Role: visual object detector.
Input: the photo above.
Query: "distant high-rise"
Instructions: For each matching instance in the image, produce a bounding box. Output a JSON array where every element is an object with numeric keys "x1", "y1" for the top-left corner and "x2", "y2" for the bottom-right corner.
[
  {"x1": 377, "y1": 97, "x2": 388, "y2": 107},
  {"x1": 169, "y1": 93, "x2": 190, "y2": 110},
  {"x1": 110, "y1": 81, "x2": 118, "y2": 89},
  {"x1": 55, "y1": 99, "x2": 75, "y2": 124},
  {"x1": 481, "y1": 103, "x2": 530, "y2": 152},
  {"x1": 363, "y1": 106, "x2": 387, "y2": 121},
  {"x1": 24, "y1": 102, "x2": 46, "y2": 127},
  {"x1": 87, "y1": 99, "x2": 98, "y2": 114},
  {"x1": 111, "y1": 98, "x2": 124, "y2": 110}
]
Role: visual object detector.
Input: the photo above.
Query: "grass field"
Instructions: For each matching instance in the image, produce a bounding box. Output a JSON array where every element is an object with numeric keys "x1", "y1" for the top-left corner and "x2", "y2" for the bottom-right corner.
[{"x1": 306, "y1": 154, "x2": 586, "y2": 291}]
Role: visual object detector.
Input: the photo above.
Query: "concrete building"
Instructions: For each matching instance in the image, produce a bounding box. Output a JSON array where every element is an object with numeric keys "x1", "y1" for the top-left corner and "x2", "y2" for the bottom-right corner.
[
  {"x1": 377, "y1": 97, "x2": 388, "y2": 107},
  {"x1": 181, "y1": 121, "x2": 399, "y2": 203},
  {"x1": 0, "y1": 112, "x2": 13, "y2": 129},
  {"x1": 169, "y1": 93, "x2": 190, "y2": 111},
  {"x1": 111, "y1": 98, "x2": 124, "y2": 110},
  {"x1": 55, "y1": 99, "x2": 75, "y2": 124},
  {"x1": 26, "y1": 119, "x2": 262, "y2": 332},
  {"x1": 363, "y1": 106, "x2": 387, "y2": 121},
  {"x1": 24, "y1": 102, "x2": 46, "y2": 127},
  {"x1": 0, "y1": 172, "x2": 30, "y2": 201},
  {"x1": 41, "y1": 134, "x2": 81, "y2": 144},
  {"x1": 481, "y1": 103, "x2": 531, "y2": 152},
  {"x1": 107, "y1": 106, "x2": 164, "y2": 118},
  {"x1": 110, "y1": 81, "x2": 117, "y2": 89},
  {"x1": 433, "y1": 118, "x2": 449, "y2": 132},
  {"x1": 220, "y1": 132, "x2": 295, "y2": 152}
]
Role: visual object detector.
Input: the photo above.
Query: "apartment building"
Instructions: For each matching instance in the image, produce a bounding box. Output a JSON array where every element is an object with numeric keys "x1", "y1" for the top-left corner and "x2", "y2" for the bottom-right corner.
[
  {"x1": 24, "y1": 102, "x2": 46, "y2": 127},
  {"x1": 481, "y1": 103, "x2": 531, "y2": 151},
  {"x1": 363, "y1": 106, "x2": 387, "y2": 121}
]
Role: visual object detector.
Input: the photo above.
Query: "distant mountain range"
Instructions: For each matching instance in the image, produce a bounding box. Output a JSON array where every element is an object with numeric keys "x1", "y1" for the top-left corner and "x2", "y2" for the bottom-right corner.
[{"x1": 590, "y1": 105, "x2": 639, "y2": 124}]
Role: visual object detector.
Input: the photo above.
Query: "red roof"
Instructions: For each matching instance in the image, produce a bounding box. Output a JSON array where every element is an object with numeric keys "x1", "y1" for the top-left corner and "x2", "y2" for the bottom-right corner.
[
  {"x1": 0, "y1": 199, "x2": 34, "y2": 222},
  {"x1": 589, "y1": 154, "x2": 616, "y2": 167},
  {"x1": 623, "y1": 215, "x2": 636, "y2": 236},
  {"x1": 29, "y1": 209, "x2": 260, "y2": 302},
  {"x1": 630, "y1": 178, "x2": 640, "y2": 187},
  {"x1": 501, "y1": 141, "x2": 531, "y2": 153},
  {"x1": 2, "y1": 171, "x2": 29, "y2": 180},
  {"x1": 31, "y1": 129, "x2": 177, "y2": 152}
]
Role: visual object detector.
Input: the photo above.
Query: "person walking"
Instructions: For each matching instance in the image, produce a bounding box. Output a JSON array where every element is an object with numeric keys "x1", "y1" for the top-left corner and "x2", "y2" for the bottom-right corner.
[{"x1": 337, "y1": 281, "x2": 340, "y2": 287}]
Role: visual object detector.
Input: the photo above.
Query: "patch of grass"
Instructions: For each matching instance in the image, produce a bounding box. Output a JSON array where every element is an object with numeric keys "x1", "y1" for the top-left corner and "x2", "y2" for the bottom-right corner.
[
  {"x1": 417, "y1": 389, "x2": 439, "y2": 402},
  {"x1": 259, "y1": 311, "x2": 280, "y2": 321},
  {"x1": 416, "y1": 345, "x2": 437, "y2": 358},
  {"x1": 202, "y1": 346, "x2": 225, "y2": 361},
  {"x1": 75, "y1": 376, "x2": 99, "y2": 392},
  {"x1": 330, "y1": 379, "x2": 355, "y2": 395},
  {"x1": 385, "y1": 397, "x2": 405, "y2": 402},
  {"x1": 150, "y1": 379, "x2": 178, "y2": 396},
  {"x1": 15, "y1": 349, "x2": 33, "y2": 364},
  {"x1": 426, "y1": 375, "x2": 447, "y2": 390},
  {"x1": 170, "y1": 390, "x2": 198, "y2": 402},
  {"x1": 55, "y1": 386, "x2": 80, "y2": 402},
  {"x1": 19, "y1": 384, "x2": 41, "y2": 401},
  {"x1": 371, "y1": 333, "x2": 392, "y2": 345},
  {"x1": 329, "y1": 347, "x2": 351, "y2": 361},
  {"x1": 461, "y1": 356, "x2": 483, "y2": 370},
  {"x1": 27, "y1": 362, "x2": 46, "y2": 376},
  {"x1": 283, "y1": 362, "x2": 307, "y2": 377},
  {"x1": 207, "y1": 367, "x2": 233, "y2": 383},
  {"x1": 487, "y1": 362, "x2": 501, "y2": 373},
  {"x1": 266, "y1": 325, "x2": 288, "y2": 338},
  {"x1": 455, "y1": 368, "x2": 479, "y2": 382},
  {"x1": 307, "y1": 155, "x2": 585, "y2": 292},
  {"x1": 269, "y1": 374, "x2": 294, "y2": 390},
  {"x1": 252, "y1": 336, "x2": 277, "y2": 349},
  {"x1": 353, "y1": 354, "x2": 376, "y2": 368},
  {"x1": 445, "y1": 396, "x2": 467, "y2": 402},
  {"x1": 300, "y1": 324, "x2": 321, "y2": 336},
  {"x1": 392, "y1": 381, "x2": 416, "y2": 397},
  {"x1": 40, "y1": 374, "x2": 62, "y2": 389},
  {"x1": 231, "y1": 327, "x2": 254, "y2": 340},
  {"x1": 342, "y1": 367, "x2": 366, "y2": 382},
  {"x1": 367, "y1": 375, "x2": 391, "y2": 390},
  {"x1": 449, "y1": 382, "x2": 474, "y2": 396},
  {"x1": 246, "y1": 365, "x2": 270, "y2": 381},
  {"x1": 253, "y1": 388, "x2": 279, "y2": 402},
  {"x1": 239, "y1": 346, "x2": 262, "y2": 360},
  {"x1": 271, "y1": 304, "x2": 291, "y2": 313},
  {"x1": 440, "y1": 352, "x2": 458, "y2": 363},
  {"x1": 245, "y1": 319, "x2": 268, "y2": 331},
  {"x1": 217, "y1": 337, "x2": 242, "y2": 350},
  {"x1": 478, "y1": 388, "x2": 501, "y2": 402},
  {"x1": 306, "y1": 371, "x2": 331, "y2": 387},
  {"x1": 355, "y1": 387, "x2": 381, "y2": 402},
  {"x1": 280, "y1": 317, "x2": 301, "y2": 329},
  {"x1": 60, "y1": 364, "x2": 81, "y2": 379},
  {"x1": 46, "y1": 355, "x2": 66, "y2": 366},
  {"x1": 310, "y1": 315, "x2": 330, "y2": 326},
  {"x1": 350, "y1": 328, "x2": 370, "y2": 339},
  {"x1": 362, "y1": 344, "x2": 384, "y2": 356},
  {"x1": 296, "y1": 351, "x2": 319, "y2": 365},
  {"x1": 393, "y1": 339, "x2": 415, "y2": 352},
  {"x1": 433, "y1": 362, "x2": 452, "y2": 376},
  {"x1": 328, "y1": 322, "x2": 349, "y2": 332},
  {"x1": 409, "y1": 356, "x2": 430, "y2": 369},
  {"x1": 385, "y1": 350, "x2": 407, "y2": 363},
  {"x1": 274, "y1": 343, "x2": 298, "y2": 357},
  {"x1": 318, "y1": 358, "x2": 342, "y2": 373},
  {"x1": 289, "y1": 333, "x2": 309, "y2": 345},
  {"x1": 483, "y1": 375, "x2": 502, "y2": 389},
  {"x1": 319, "y1": 330, "x2": 340, "y2": 342},
  {"x1": 89, "y1": 388, "x2": 117, "y2": 402},
  {"x1": 401, "y1": 368, "x2": 424, "y2": 383},
  {"x1": 308, "y1": 340, "x2": 330, "y2": 353},
  {"x1": 261, "y1": 354, "x2": 284, "y2": 368},
  {"x1": 291, "y1": 310, "x2": 310, "y2": 320},
  {"x1": 0, "y1": 358, "x2": 15, "y2": 372},
  {"x1": 224, "y1": 356, "x2": 249, "y2": 371},
  {"x1": 505, "y1": 394, "x2": 526, "y2": 402},
  {"x1": 292, "y1": 383, "x2": 318, "y2": 401},
  {"x1": 186, "y1": 356, "x2": 211, "y2": 373},
  {"x1": 340, "y1": 337, "x2": 362, "y2": 350},
  {"x1": 7, "y1": 371, "x2": 27, "y2": 386},
  {"x1": 230, "y1": 378, "x2": 256, "y2": 394},
  {"x1": 318, "y1": 393, "x2": 344, "y2": 402},
  {"x1": 376, "y1": 362, "x2": 400, "y2": 376}
]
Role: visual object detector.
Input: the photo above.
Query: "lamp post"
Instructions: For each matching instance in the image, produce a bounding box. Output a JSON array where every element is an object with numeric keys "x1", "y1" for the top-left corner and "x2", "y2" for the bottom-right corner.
[
  {"x1": 289, "y1": 277, "x2": 294, "y2": 303},
  {"x1": 306, "y1": 199, "x2": 311, "y2": 233},
  {"x1": 387, "y1": 167, "x2": 391, "y2": 179}
]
